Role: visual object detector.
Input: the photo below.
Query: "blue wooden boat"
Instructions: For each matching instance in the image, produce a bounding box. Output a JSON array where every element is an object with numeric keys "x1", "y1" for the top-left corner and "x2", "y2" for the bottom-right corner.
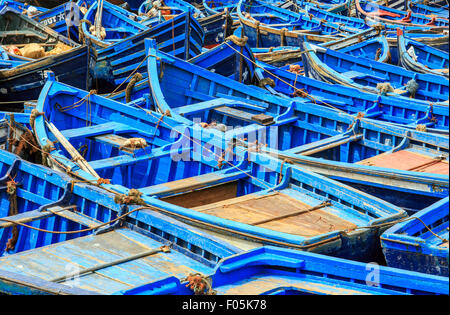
[
  {"x1": 0, "y1": 149, "x2": 240, "y2": 294},
  {"x1": 202, "y1": 0, "x2": 240, "y2": 17},
  {"x1": 381, "y1": 197, "x2": 449, "y2": 277},
  {"x1": 124, "y1": 0, "x2": 147, "y2": 11},
  {"x1": 0, "y1": 6, "x2": 92, "y2": 109},
  {"x1": 237, "y1": 0, "x2": 350, "y2": 48},
  {"x1": 409, "y1": 1, "x2": 449, "y2": 18},
  {"x1": 117, "y1": 246, "x2": 449, "y2": 295},
  {"x1": 256, "y1": 60, "x2": 449, "y2": 132},
  {"x1": 110, "y1": 40, "x2": 449, "y2": 213},
  {"x1": 306, "y1": 1, "x2": 448, "y2": 32},
  {"x1": 81, "y1": 0, "x2": 150, "y2": 49},
  {"x1": 91, "y1": 11, "x2": 204, "y2": 92},
  {"x1": 160, "y1": 0, "x2": 237, "y2": 48},
  {"x1": 0, "y1": 0, "x2": 47, "y2": 15},
  {"x1": 397, "y1": 28, "x2": 449, "y2": 77},
  {"x1": 187, "y1": 35, "x2": 257, "y2": 84},
  {"x1": 277, "y1": 0, "x2": 354, "y2": 15},
  {"x1": 34, "y1": 75, "x2": 407, "y2": 261},
  {"x1": 198, "y1": 9, "x2": 236, "y2": 47},
  {"x1": 300, "y1": 40, "x2": 449, "y2": 102},
  {"x1": 34, "y1": 0, "x2": 94, "y2": 43},
  {"x1": 303, "y1": 4, "x2": 370, "y2": 30},
  {"x1": 377, "y1": 0, "x2": 449, "y2": 19},
  {"x1": 138, "y1": 0, "x2": 206, "y2": 19},
  {"x1": 355, "y1": 0, "x2": 449, "y2": 28},
  {"x1": 251, "y1": 27, "x2": 391, "y2": 66}
]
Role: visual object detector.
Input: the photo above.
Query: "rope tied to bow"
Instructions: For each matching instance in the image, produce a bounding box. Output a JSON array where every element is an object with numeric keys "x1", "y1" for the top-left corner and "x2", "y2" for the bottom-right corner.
[
  {"x1": 29, "y1": 109, "x2": 44, "y2": 131},
  {"x1": 41, "y1": 142, "x2": 56, "y2": 167},
  {"x1": 114, "y1": 189, "x2": 147, "y2": 206},
  {"x1": 96, "y1": 178, "x2": 111, "y2": 185},
  {"x1": 258, "y1": 77, "x2": 275, "y2": 88},
  {"x1": 182, "y1": 273, "x2": 216, "y2": 295},
  {"x1": 226, "y1": 35, "x2": 248, "y2": 47},
  {"x1": 5, "y1": 179, "x2": 19, "y2": 252},
  {"x1": 125, "y1": 73, "x2": 144, "y2": 103},
  {"x1": 79, "y1": 19, "x2": 92, "y2": 44}
]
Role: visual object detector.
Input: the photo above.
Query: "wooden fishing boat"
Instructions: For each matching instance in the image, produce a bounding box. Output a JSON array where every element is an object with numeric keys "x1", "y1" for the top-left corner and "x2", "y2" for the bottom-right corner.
[
  {"x1": 0, "y1": 149, "x2": 239, "y2": 294},
  {"x1": 0, "y1": 0, "x2": 46, "y2": 15},
  {"x1": 257, "y1": 60, "x2": 449, "y2": 132},
  {"x1": 34, "y1": 74, "x2": 407, "y2": 261},
  {"x1": 34, "y1": 0, "x2": 93, "y2": 42},
  {"x1": 355, "y1": 0, "x2": 449, "y2": 28},
  {"x1": 198, "y1": 10, "x2": 236, "y2": 47},
  {"x1": 236, "y1": 0, "x2": 348, "y2": 48},
  {"x1": 91, "y1": 11, "x2": 204, "y2": 92},
  {"x1": 81, "y1": 0, "x2": 150, "y2": 49},
  {"x1": 188, "y1": 36, "x2": 257, "y2": 84},
  {"x1": 303, "y1": 4, "x2": 370, "y2": 30},
  {"x1": 138, "y1": 0, "x2": 206, "y2": 19},
  {"x1": 301, "y1": 40, "x2": 449, "y2": 102},
  {"x1": 124, "y1": 0, "x2": 147, "y2": 11},
  {"x1": 120, "y1": 246, "x2": 449, "y2": 295},
  {"x1": 276, "y1": 0, "x2": 354, "y2": 15},
  {"x1": 252, "y1": 27, "x2": 391, "y2": 66},
  {"x1": 397, "y1": 29, "x2": 449, "y2": 77},
  {"x1": 408, "y1": 1, "x2": 449, "y2": 18},
  {"x1": 375, "y1": 0, "x2": 449, "y2": 19},
  {"x1": 203, "y1": 0, "x2": 237, "y2": 16},
  {"x1": 381, "y1": 197, "x2": 449, "y2": 277},
  {"x1": 108, "y1": 40, "x2": 449, "y2": 213},
  {"x1": 0, "y1": 6, "x2": 92, "y2": 110}
]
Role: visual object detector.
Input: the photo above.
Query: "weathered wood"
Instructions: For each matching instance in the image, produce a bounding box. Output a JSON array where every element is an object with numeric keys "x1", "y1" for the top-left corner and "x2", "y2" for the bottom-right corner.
[{"x1": 46, "y1": 121, "x2": 100, "y2": 178}]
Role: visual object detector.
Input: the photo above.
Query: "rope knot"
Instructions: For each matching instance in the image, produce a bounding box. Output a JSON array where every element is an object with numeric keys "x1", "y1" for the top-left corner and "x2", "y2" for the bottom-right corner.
[
  {"x1": 183, "y1": 273, "x2": 216, "y2": 295},
  {"x1": 6, "y1": 180, "x2": 17, "y2": 196},
  {"x1": 376, "y1": 82, "x2": 394, "y2": 96},
  {"x1": 258, "y1": 77, "x2": 275, "y2": 88},
  {"x1": 288, "y1": 64, "x2": 302, "y2": 74},
  {"x1": 125, "y1": 73, "x2": 144, "y2": 103},
  {"x1": 96, "y1": 178, "x2": 111, "y2": 185},
  {"x1": 225, "y1": 35, "x2": 248, "y2": 47},
  {"x1": 29, "y1": 109, "x2": 44, "y2": 130},
  {"x1": 415, "y1": 124, "x2": 427, "y2": 132},
  {"x1": 114, "y1": 189, "x2": 146, "y2": 206},
  {"x1": 293, "y1": 89, "x2": 308, "y2": 98},
  {"x1": 119, "y1": 138, "x2": 147, "y2": 151}
]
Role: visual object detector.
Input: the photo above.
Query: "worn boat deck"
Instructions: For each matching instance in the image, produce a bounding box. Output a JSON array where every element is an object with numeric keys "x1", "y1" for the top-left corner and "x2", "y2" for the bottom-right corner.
[
  {"x1": 216, "y1": 274, "x2": 374, "y2": 295},
  {"x1": 187, "y1": 189, "x2": 358, "y2": 237},
  {"x1": 357, "y1": 149, "x2": 449, "y2": 175},
  {"x1": 0, "y1": 228, "x2": 212, "y2": 294}
]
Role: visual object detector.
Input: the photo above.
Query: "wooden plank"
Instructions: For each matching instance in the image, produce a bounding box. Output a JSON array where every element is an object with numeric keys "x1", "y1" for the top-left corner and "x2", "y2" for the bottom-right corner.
[
  {"x1": 193, "y1": 193, "x2": 356, "y2": 237},
  {"x1": 357, "y1": 150, "x2": 449, "y2": 175},
  {"x1": 49, "y1": 208, "x2": 102, "y2": 228},
  {"x1": 46, "y1": 122, "x2": 100, "y2": 178},
  {"x1": 162, "y1": 182, "x2": 238, "y2": 208},
  {"x1": 140, "y1": 170, "x2": 249, "y2": 196},
  {"x1": 0, "y1": 206, "x2": 76, "y2": 229},
  {"x1": 61, "y1": 122, "x2": 134, "y2": 141}
]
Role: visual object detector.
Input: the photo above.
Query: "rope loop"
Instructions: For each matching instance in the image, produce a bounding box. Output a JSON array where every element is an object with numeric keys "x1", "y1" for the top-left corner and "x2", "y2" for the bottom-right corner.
[{"x1": 225, "y1": 35, "x2": 248, "y2": 47}]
